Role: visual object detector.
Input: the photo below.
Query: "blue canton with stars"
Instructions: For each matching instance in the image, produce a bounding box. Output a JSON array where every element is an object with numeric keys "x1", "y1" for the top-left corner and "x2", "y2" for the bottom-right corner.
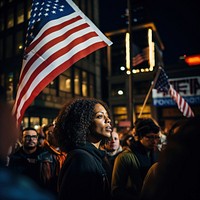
[
  {"x1": 154, "y1": 68, "x2": 170, "y2": 94},
  {"x1": 25, "y1": 0, "x2": 75, "y2": 49}
]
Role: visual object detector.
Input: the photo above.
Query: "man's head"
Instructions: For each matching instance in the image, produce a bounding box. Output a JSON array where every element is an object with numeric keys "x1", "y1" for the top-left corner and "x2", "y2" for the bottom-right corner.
[
  {"x1": 135, "y1": 118, "x2": 160, "y2": 150},
  {"x1": 104, "y1": 131, "x2": 121, "y2": 153},
  {"x1": 22, "y1": 127, "x2": 38, "y2": 152}
]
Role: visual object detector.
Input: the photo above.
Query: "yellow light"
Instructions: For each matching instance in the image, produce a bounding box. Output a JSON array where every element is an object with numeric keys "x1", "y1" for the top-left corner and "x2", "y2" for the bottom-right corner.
[
  {"x1": 125, "y1": 32, "x2": 130, "y2": 70},
  {"x1": 148, "y1": 28, "x2": 155, "y2": 68}
]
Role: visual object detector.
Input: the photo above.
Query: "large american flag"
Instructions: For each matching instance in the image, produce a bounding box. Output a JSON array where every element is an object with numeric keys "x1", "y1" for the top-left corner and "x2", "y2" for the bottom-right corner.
[
  {"x1": 12, "y1": 0, "x2": 112, "y2": 126},
  {"x1": 154, "y1": 67, "x2": 194, "y2": 118}
]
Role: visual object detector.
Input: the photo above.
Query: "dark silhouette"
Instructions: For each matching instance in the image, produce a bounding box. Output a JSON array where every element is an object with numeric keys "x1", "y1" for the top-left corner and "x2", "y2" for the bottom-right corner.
[{"x1": 140, "y1": 117, "x2": 200, "y2": 200}]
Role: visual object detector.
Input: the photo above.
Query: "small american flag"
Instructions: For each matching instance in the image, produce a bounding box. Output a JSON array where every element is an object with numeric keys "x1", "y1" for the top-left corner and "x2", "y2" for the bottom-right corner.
[
  {"x1": 154, "y1": 67, "x2": 194, "y2": 118},
  {"x1": 12, "y1": 0, "x2": 112, "y2": 126},
  {"x1": 132, "y1": 44, "x2": 149, "y2": 67}
]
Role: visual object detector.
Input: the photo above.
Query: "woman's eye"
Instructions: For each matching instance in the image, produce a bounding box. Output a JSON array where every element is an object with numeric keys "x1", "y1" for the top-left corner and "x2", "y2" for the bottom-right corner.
[{"x1": 96, "y1": 114, "x2": 103, "y2": 119}]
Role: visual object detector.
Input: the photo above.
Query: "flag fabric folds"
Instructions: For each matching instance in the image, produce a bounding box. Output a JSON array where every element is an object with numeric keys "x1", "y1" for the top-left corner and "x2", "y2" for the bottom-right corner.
[
  {"x1": 154, "y1": 67, "x2": 194, "y2": 118},
  {"x1": 132, "y1": 44, "x2": 149, "y2": 67},
  {"x1": 12, "y1": 0, "x2": 112, "y2": 126}
]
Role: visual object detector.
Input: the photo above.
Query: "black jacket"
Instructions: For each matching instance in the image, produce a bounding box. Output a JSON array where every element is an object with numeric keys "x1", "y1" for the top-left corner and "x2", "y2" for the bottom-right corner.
[{"x1": 58, "y1": 142, "x2": 111, "y2": 200}]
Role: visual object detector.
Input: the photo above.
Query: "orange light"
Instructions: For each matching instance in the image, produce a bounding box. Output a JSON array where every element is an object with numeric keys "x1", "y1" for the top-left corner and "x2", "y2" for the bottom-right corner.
[{"x1": 185, "y1": 55, "x2": 200, "y2": 66}]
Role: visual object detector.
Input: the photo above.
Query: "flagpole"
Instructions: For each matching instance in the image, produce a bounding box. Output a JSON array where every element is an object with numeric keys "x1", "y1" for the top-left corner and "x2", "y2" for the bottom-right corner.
[
  {"x1": 138, "y1": 66, "x2": 162, "y2": 118},
  {"x1": 127, "y1": 0, "x2": 134, "y2": 128}
]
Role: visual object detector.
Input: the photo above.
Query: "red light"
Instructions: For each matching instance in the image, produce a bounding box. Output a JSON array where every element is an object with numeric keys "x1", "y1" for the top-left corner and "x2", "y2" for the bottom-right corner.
[{"x1": 185, "y1": 55, "x2": 200, "y2": 66}]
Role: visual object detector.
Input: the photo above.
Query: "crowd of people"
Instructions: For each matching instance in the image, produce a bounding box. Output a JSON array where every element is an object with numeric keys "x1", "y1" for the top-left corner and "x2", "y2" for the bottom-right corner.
[{"x1": 0, "y1": 92, "x2": 199, "y2": 200}]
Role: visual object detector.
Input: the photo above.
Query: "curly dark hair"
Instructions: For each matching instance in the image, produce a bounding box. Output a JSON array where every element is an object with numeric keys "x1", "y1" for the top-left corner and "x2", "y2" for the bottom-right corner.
[{"x1": 54, "y1": 97, "x2": 112, "y2": 152}]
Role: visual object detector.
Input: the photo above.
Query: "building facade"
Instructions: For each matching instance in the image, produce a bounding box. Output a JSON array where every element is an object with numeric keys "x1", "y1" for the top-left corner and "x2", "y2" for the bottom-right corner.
[{"x1": 104, "y1": 24, "x2": 200, "y2": 132}]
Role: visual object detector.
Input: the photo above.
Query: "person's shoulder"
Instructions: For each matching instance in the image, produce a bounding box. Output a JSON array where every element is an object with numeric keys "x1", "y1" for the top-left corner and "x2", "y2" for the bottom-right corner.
[{"x1": 9, "y1": 147, "x2": 24, "y2": 158}]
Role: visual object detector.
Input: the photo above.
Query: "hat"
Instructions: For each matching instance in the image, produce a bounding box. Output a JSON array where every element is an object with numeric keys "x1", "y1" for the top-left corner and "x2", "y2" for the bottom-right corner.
[{"x1": 135, "y1": 118, "x2": 160, "y2": 137}]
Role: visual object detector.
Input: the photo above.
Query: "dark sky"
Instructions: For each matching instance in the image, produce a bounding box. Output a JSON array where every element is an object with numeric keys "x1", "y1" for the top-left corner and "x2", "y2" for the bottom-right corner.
[{"x1": 99, "y1": 0, "x2": 200, "y2": 65}]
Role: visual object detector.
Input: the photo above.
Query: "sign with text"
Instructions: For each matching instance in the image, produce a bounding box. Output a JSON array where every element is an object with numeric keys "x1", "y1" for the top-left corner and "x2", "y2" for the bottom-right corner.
[{"x1": 152, "y1": 76, "x2": 200, "y2": 106}]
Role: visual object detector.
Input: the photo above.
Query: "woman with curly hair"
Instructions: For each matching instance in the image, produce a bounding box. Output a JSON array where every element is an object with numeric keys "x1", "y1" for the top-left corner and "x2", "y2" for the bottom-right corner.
[{"x1": 54, "y1": 97, "x2": 113, "y2": 200}]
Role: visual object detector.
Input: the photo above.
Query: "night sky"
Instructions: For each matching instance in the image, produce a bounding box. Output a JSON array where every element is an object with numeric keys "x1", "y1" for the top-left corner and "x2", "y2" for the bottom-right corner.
[{"x1": 99, "y1": 0, "x2": 200, "y2": 65}]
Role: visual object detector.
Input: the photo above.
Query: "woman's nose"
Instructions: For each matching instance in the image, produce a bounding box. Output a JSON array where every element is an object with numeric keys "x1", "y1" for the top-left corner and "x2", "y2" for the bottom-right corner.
[{"x1": 105, "y1": 116, "x2": 111, "y2": 124}]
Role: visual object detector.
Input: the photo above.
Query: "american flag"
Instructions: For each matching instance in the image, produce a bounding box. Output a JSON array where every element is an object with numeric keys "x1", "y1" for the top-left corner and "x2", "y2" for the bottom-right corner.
[
  {"x1": 132, "y1": 45, "x2": 149, "y2": 67},
  {"x1": 154, "y1": 67, "x2": 194, "y2": 118},
  {"x1": 12, "y1": 0, "x2": 112, "y2": 126}
]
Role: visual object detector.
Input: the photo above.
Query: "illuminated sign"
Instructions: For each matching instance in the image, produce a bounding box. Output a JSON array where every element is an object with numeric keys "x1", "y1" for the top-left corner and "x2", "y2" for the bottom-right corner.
[{"x1": 152, "y1": 76, "x2": 200, "y2": 106}]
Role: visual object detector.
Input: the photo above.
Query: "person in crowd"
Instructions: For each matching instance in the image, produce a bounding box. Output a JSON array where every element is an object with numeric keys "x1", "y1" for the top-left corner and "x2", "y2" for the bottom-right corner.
[
  {"x1": 140, "y1": 117, "x2": 200, "y2": 200},
  {"x1": 0, "y1": 96, "x2": 55, "y2": 199},
  {"x1": 102, "y1": 130, "x2": 123, "y2": 170},
  {"x1": 42, "y1": 123, "x2": 67, "y2": 178},
  {"x1": 8, "y1": 127, "x2": 60, "y2": 197},
  {"x1": 54, "y1": 97, "x2": 113, "y2": 200},
  {"x1": 111, "y1": 117, "x2": 160, "y2": 200}
]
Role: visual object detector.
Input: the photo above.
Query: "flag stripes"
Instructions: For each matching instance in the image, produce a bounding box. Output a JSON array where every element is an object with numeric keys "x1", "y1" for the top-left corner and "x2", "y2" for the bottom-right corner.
[
  {"x1": 169, "y1": 86, "x2": 194, "y2": 117},
  {"x1": 154, "y1": 67, "x2": 194, "y2": 118}
]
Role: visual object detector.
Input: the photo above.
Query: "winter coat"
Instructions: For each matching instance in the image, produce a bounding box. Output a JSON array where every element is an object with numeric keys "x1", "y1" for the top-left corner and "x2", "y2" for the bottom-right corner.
[{"x1": 58, "y1": 141, "x2": 111, "y2": 200}]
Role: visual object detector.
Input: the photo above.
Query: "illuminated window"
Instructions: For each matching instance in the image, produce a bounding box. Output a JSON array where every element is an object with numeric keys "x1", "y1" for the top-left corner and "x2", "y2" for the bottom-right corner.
[
  {"x1": 17, "y1": 2, "x2": 24, "y2": 24},
  {"x1": 135, "y1": 105, "x2": 151, "y2": 118},
  {"x1": 27, "y1": 1, "x2": 32, "y2": 19},
  {"x1": 59, "y1": 69, "x2": 71, "y2": 92},
  {"x1": 41, "y1": 118, "x2": 49, "y2": 127},
  {"x1": 30, "y1": 117, "x2": 40, "y2": 129},
  {"x1": 74, "y1": 68, "x2": 80, "y2": 95},
  {"x1": 113, "y1": 106, "x2": 128, "y2": 124},
  {"x1": 82, "y1": 71, "x2": 87, "y2": 96},
  {"x1": 7, "y1": 8, "x2": 14, "y2": 28},
  {"x1": 23, "y1": 117, "x2": 29, "y2": 128}
]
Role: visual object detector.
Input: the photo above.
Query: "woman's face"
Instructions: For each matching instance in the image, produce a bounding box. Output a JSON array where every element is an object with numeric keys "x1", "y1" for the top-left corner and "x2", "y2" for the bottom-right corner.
[{"x1": 92, "y1": 103, "x2": 112, "y2": 139}]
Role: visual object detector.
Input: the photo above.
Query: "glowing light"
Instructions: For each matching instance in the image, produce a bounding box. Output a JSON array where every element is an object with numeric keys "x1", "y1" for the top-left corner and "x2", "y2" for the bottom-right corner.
[
  {"x1": 185, "y1": 54, "x2": 200, "y2": 66},
  {"x1": 118, "y1": 90, "x2": 124, "y2": 95},
  {"x1": 125, "y1": 32, "x2": 130, "y2": 70},
  {"x1": 120, "y1": 66, "x2": 126, "y2": 71}
]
